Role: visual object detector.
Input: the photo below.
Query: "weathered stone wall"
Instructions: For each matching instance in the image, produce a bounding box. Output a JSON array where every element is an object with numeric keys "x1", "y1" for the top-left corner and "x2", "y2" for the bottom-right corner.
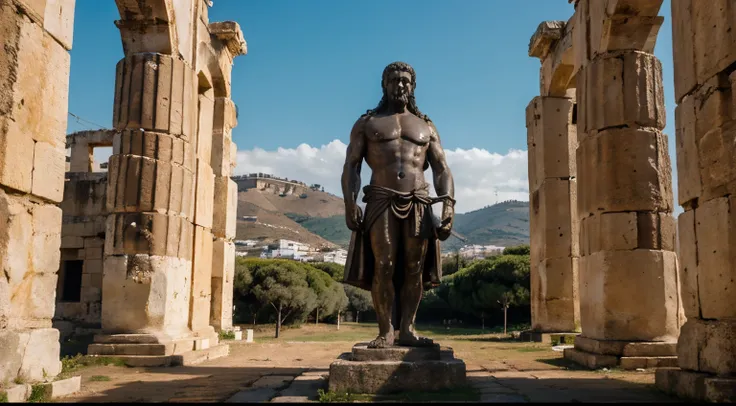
[
  {"x1": 526, "y1": 20, "x2": 581, "y2": 334},
  {"x1": 54, "y1": 130, "x2": 115, "y2": 339},
  {"x1": 656, "y1": 0, "x2": 736, "y2": 402},
  {"x1": 0, "y1": 0, "x2": 75, "y2": 383}
]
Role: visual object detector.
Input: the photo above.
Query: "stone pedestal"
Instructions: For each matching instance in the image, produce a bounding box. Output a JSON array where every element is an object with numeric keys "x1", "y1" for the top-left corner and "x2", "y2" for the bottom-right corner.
[{"x1": 328, "y1": 343, "x2": 466, "y2": 394}]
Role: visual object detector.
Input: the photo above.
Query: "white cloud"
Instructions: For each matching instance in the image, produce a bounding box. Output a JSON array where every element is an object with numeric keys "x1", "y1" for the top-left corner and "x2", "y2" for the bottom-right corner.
[{"x1": 234, "y1": 140, "x2": 529, "y2": 214}]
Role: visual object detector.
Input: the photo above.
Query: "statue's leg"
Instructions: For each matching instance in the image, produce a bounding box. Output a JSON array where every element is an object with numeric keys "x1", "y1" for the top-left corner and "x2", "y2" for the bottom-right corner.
[
  {"x1": 367, "y1": 208, "x2": 399, "y2": 348},
  {"x1": 396, "y1": 222, "x2": 432, "y2": 347}
]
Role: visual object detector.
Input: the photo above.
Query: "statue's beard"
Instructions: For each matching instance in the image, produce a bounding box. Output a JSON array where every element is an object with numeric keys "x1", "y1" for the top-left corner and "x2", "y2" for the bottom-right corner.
[{"x1": 388, "y1": 90, "x2": 410, "y2": 106}]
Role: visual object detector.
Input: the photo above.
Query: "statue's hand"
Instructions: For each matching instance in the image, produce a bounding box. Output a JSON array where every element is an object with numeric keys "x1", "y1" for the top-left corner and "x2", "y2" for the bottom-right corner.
[
  {"x1": 436, "y1": 202, "x2": 454, "y2": 241},
  {"x1": 345, "y1": 204, "x2": 363, "y2": 232}
]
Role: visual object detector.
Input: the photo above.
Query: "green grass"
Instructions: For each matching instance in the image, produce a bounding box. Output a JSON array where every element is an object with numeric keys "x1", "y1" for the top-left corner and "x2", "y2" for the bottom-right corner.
[
  {"x1": 515, "y1": 346, "x2": 549, "y2": 353},
  {"x1": 58, "y1": 354, "x2": 128, "y2": 379},
  {"x1": 317, "y1": 386, "x2": 481, "y2": 403},
  {"x1": 89, "y1": 375, "x2": 111, "y2": 382},
  {"x1": 219, "y1": 330, "x2": 237, "y2": 340},
  {"x1": 0, "y1": 391, "x2": 8, "y2": 403},
  {"x1": 27, "y1": 385, "x2": 49, "y2": 403}
]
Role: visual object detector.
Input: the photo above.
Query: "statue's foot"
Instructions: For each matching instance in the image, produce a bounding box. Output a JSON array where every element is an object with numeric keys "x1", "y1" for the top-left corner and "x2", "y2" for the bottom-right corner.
[
  {"x1": 396, "y1": 332, "x2": 435, "y2": 347},
  {"x1": 367, "y1": 332, "x2": 394, "y2": 349}
]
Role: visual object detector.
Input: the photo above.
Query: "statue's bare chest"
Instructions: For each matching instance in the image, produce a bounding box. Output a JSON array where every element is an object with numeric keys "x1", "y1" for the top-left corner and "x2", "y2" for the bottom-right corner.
[{"x1": 365, "y1": 114, "x2": 431, "y2": 146}]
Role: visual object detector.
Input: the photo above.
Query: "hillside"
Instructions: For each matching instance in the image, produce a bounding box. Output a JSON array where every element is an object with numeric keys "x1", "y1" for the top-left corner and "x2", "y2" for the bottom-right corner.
[
  {"x1": 442, "y1": 200, "x2": 530, "y2": 252},
  {"x1": 235, "y1": 187, "x2": 346, "y2": 249},
  {"x1": 235, "y1": 177, "x2": 530, "y2": 252}
]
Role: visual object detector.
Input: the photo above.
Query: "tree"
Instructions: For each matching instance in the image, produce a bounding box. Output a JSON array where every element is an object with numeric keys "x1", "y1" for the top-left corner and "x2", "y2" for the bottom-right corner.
[
  {"x1": 503, "y1": 245, "x2": 530, "y2": 256},
  {"x1": 305, "y1": 266, "x2": 347, "y2": 324},
  {"x1": 344, "y1": 285, "x2": 373, "y2": 322},
  {"x1": 249, "y1": 262, "x2": 317, "y2": 338},
  {"x1": 310, "y1": 262, "x2": 345, "y2": 281}
]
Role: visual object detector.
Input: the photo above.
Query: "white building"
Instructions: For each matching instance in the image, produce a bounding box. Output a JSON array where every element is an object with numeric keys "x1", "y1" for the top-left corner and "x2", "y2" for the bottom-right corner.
[
  {"x1": 268, "y1": 239, "x2": 313, "y2": 260},
  {"x1": 459, "y1": 244, "x2": 505, "y2": 260},
  {"x1": 322, "y1": 249, "x2": 348, "y2": 266}
]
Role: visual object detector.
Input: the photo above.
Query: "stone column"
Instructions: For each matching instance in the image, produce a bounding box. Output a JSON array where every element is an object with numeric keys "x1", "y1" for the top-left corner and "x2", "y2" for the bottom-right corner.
[
  {"x1": 100, "y1": 52, "x2": 199, "y2": 345},
  {"x1": 210, "y1": 97, "x2": 238, "y2": 332},
  {"x1": 655, "y1": 0, "x2": 736, "y2": 402},
  {"x1": 525, "y1": 96, "x2": 581, "y2": 337},
  {"x1": 0, "y1": 0, "x2": 75, "y2": 383},
  {"x1": 563, "y1": 0, "x2": 683, "y2": 370}
]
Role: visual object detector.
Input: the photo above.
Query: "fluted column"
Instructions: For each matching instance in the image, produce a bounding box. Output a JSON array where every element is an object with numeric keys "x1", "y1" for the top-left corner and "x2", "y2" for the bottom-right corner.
[{"x1": 101, "y1": 53, "x2": 199, "y2": 341}]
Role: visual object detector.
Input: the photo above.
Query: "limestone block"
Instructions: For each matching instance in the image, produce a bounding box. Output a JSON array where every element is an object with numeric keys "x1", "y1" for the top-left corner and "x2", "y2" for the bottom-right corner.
[
  {"x1": 211, "y1": 129, "x2": 232, "y2": 177},
  {"x1": 674, "y1": 95, "x2": 701, "y2": 206},
  {"x1": 579, "y1": 51, "x2": 665, "y2": 134},
  {"x1": 525, "y1": 96, "x2": 577, "y2": 192},
  {"x1": 114, "y1": 130, "x2": 195, "y2": 171},
  {"x1": 0, "y1": 190, "x2": 33, "y2": 284},
  {"x1": 0, "y1": 2, "x2": 70, "y2": 184},
  {"x1": 678, "y1": 318, "x2": 736, "y2": 375},
  {"x1": 194, "y1": 159, "x2": 214, "y2": 229},
  {"x1": 677, "y1": 209, "x2": 698, "y2": 318},
  {"x1": 692, "y1": 0, "x2": 736, "y2": 87},
  {"x1": 106, "y1": 154, "x2": 195, "y2": 220},
  {"x1": 190, "y1": 226, "x2": 213, "y2": 333},
  {"x1": 582, "y1": 211, "x2": 677, "y2": 255},
  {"x1": 693, "y1": 196, "x2": 736, "y2": 319},
  {"x1": 104, "y1": 212, "x2": 194, "y2": 260},
  {"x1": 196, "y1": 94, "x2": 214, "y2": 165},
  {"x1": 529, "y1": 178, "x2": 579, "y2": 260},
  {"x1": 213, "y1": 98, "x2": 238, "y2": 136},
  {"x1": 43, "y1": 0, "x2": 76, "y2": 50},
  {"x1": 579, "y1": 249, "x2": 681, "y2": 341},
  {"x1": 0, "y1": 328, "x2": 62, "y2": 383},
  {"x1": 212, "y1": 239, "x2": 235, "y2": 279},
  {"x1": 531, "y1": 256, "x2": 580, "y2": 333},
  {"x1": 61, "y1": 236, "x2": 84, "y2": 249},
  {"x1": 32, "y1": 141, "x2": 65, "y2": 202},
  {"x1": 60, "y1": 173, "x2": 108, "y2": 217},
  {"x1": 113, "y1": 54, "x2": 197, "y2": 140},
  {"x1": 210, "y1": 276, "x2": 233, "y2": 331},
  {"x1": 32, "y1": 204, "x2": 61, "y2": 275},
  {"x1": 101, "y1": 254, "x2": 192, "y2": 339},
  {"x1": 697, "y1": 122, "x2": 736, "y2": 205},
  {"x1": 212, "y1": 177, "x2": 237, "y2": 239},
  {"x1": 671, "y1": 0, "x2": 697, "y2": 102},
  {"x1": 528, "y1": 21, "x2": 565, "y2": 60},
  {"x1": 572, "y1": 0, "x2": 591, "y2": 73},
  {"x1": 576, "y1": 128, "x2": 673, "y2": 217}
]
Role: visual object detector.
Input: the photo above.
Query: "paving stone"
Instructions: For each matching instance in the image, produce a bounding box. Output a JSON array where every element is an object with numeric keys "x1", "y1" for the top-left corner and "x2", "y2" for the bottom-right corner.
[
  {"x1": 250, "y1": 375, "x2": 295, "y2": 389},
  {"x1": 225, "y1": 388, "x2": 277, "y2": 403}
]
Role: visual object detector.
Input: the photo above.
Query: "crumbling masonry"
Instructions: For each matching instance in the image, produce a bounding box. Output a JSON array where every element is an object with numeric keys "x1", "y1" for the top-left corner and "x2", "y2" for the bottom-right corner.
[
  {"x1": 0, "y1": 0, "x2": 245, "y2": 384},
  {"x1": 530, "y1": 0, "x2": 736, "y2": 402},
  {"x1": 529, "y1": 0, "x2": 684, "y2": 371}
]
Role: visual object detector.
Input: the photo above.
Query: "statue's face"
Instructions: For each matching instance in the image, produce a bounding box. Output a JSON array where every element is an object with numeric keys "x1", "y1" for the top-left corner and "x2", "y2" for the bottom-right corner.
[{"x1": 384, "y1": 70, "x2": 413, "y2": 106}]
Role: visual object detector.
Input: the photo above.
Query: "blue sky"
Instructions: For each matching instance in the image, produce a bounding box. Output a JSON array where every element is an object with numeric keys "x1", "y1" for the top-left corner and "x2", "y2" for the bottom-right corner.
[{"x1": 67, "y1": 0, "x2": 677, "y2": 213}]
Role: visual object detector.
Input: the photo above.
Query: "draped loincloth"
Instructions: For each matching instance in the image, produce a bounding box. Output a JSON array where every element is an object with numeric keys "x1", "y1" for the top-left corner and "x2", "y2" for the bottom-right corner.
[{"x1": 343, "y1": 184, "x2": 454, "y2": 291}]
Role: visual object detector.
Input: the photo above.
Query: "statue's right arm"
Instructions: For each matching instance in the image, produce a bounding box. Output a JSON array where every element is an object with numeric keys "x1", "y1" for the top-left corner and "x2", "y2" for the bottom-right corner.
[{"x1": 341, "y1": 116, "x2": 367, "y2": 211}]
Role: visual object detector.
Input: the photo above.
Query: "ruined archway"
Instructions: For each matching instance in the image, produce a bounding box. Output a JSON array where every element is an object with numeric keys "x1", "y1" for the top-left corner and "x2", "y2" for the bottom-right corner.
[{"x1": 526, "y1": 0, "x2": 682, "y2": 370}]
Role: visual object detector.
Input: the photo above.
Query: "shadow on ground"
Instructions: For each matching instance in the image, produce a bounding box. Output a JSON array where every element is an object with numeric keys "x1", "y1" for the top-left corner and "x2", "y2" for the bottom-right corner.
[{"x1": 65, "y1": 365, "x2": 313, "y2": 403}]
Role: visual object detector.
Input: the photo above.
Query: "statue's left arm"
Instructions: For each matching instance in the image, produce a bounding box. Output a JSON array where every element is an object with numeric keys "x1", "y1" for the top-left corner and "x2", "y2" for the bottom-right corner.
[{"x1": 427, "y1": 122, "x2": 455, "y2": 239}]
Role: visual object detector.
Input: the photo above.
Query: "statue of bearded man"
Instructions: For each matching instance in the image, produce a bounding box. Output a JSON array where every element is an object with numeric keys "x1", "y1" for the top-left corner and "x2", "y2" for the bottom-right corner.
[{"x1": 341, "y1": 61, "x2": 456, "y2": 348}]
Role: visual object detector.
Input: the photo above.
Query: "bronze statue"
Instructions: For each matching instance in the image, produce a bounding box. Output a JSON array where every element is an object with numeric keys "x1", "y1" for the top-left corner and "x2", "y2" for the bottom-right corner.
[{"x1": 342, "y1": 62, "x2": 456, "y2": 349}]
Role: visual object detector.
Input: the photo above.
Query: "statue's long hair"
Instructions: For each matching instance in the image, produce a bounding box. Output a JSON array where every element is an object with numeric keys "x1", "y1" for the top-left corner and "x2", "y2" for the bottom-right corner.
[{"x1": 365, "y1": 62, "x2": 432, "y2": 123}]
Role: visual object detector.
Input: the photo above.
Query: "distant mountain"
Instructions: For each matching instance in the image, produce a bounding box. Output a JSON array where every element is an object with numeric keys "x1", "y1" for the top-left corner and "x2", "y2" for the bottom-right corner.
[
  {"x1": 235, "y1": 176, "x2": 530, "y2": 253},
  {"x1": 442, "y1": 200, "x2": 530, "y2": 252}
]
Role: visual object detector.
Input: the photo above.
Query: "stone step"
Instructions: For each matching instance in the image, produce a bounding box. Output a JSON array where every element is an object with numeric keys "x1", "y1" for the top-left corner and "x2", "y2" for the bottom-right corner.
[
  {"x1": 88, "y1": 343, "x2": 170, "y2": 356},
  {"x1": 93, "y1": 334, "x2": 160, "y2": 344},
  {"x1": 620, "y1": 356, "x2": 678, "y2": 370}
]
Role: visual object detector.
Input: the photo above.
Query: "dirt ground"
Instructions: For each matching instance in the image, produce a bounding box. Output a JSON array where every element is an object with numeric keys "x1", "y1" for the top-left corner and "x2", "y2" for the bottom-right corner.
[{"x1": 59, "y1": 323, "x2": 678, "y2": 403}]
